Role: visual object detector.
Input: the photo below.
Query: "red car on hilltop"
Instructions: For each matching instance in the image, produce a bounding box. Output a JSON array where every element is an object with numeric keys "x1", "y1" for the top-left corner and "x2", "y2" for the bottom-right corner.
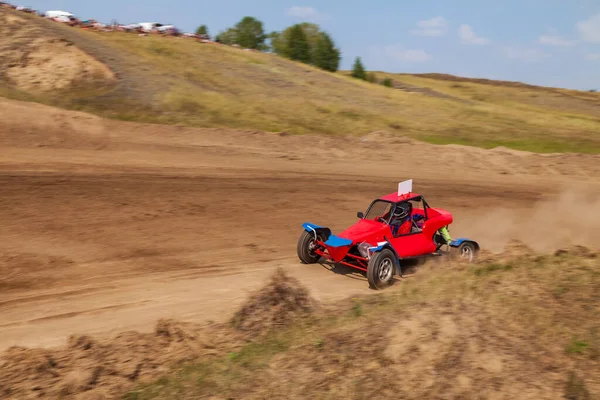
[{"x1": 297, "y1": 180, "x2": 480, "y2": 289}]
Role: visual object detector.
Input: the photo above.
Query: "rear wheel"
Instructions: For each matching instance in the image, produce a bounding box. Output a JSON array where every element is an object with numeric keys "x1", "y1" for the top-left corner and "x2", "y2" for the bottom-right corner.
[
  {"x1": 458, "y1": 242, "x2": 476, "y2": 262},
  {"x1": 297, "y1": 230, "x2": 324, "y2": 264},
  {"x1": 367, "y1": 249, "x2": 396, "y2": 290}
]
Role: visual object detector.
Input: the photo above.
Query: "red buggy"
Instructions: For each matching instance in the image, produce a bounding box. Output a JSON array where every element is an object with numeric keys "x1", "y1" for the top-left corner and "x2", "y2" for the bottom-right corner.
[{"x1": 297, "y1": 180, "x2": 480, "y2": 289}]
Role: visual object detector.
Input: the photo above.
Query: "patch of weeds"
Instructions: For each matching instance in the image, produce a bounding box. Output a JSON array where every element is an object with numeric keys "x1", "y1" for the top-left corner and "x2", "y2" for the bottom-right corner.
[
  {"x1": 125, "y1": 376, "x2": 184, "y2": 400},
  {"x1": 229, "y1": 338, "x2": 289, "y2": 368},
  {"x1": 314, "y1": 338, "x2": 324, "y2": 351},
  {"x1": 248, "y1": 58, "x2": 265, "y2": 65},
  {"x1": 472, "y1": 262, "x2": 514, "y2": 276},
  {"x1": 533, "y1": 255, "x2": 550, "y2": 264},
  {"x1": 149, "y1": 45, "x2": 173, "y2": 57},
  {"x1": 339, "y1": 110, "x2": 360, "y2": 119},
  {"x1": 553, "y1": 286, "x2": 569, "y2": 299},
  {"x1": 566, "y1": 339, "x2": 589, "y2": 354},
  {"x1": 172, "y1": 98, "x2": 204, "y2": 114},
  {"x1": 564, "y1": 371, "x2": 591, "y2": 400},
  {"x1": 351, "y1": 303, "x2": 363, "y2": 318}
]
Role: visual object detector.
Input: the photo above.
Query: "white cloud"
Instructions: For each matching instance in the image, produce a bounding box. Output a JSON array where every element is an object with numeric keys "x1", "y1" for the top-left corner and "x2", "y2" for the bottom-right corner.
[
  {"x1": 538, "y1": 35, "x2": 576, "y2": 46},
  {"x1": 576, "y1": 13, "x2": 600, "y2": 43},
  {"x1": 381, "y1": 45, "x2": 431, "y2": 62},
  {"x1": 410, "y1": 16, "x2": 448, "y2": 37},
  {"x1": 501, "y1": 46, "x2": 550, "y2": 62},
  {"x1": 458, "y1": 24, "x2": 490, "y2": 45},
  {"x1": 584, "y1": 53, "x2": 600, "y2": 61},
  {"x1": 287, "y1": 6, "x2": 319, "y2": 19}
]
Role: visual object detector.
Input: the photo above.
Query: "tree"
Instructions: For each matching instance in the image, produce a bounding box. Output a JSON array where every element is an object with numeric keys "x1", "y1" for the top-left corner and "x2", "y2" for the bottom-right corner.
[
  {"x1": 382, "y1": 78, "x2": 394, "y2": 87},
  {"x1": 287, "y1": 24, "x2": 310, "y2": 63},
  {"x1": 271, "y1": 23, "x2": 325, "y2": 58},
  {"x1": 234, "y1": 16, "x2": 267, "y2": 50},
  {"x1": 215, "y1": 28, "x2": 237, "y2": 45},
  {"x1": 195, "y1": 24, "x2": 209, "y2": 36},
  {"x1": 351, "y1": 57, "x2": 367, "y2": 80},
  {"x1": 270, "y1": 24, "x2": 341, "y2": 71},
  {"x1": 312, "y1": 32, "x2": 341, "y2": 72},
  {"x1": 268, "y1": 31, "x2": 285, "y2": 54}
]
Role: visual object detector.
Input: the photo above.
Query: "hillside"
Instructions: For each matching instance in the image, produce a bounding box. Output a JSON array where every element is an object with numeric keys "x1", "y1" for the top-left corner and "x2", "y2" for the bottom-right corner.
[
  {"x1": 125, "y1": 247, "x2": 600, "y2": 400},
  {"x1": 1, "y1": 7, "x2": 600, "y2": 153},
  {"x1": 3, "y1": 246, "x2": 599, "y2": 399}
]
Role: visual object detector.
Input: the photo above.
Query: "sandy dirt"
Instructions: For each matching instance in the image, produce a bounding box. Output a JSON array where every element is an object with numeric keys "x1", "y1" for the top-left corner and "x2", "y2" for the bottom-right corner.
[
  {"x1": 0, "y1": 11, "x2": 115, "y2": 93},
  {"x1": 1, "y1": 96, "x2": 599, "y2": 354}
]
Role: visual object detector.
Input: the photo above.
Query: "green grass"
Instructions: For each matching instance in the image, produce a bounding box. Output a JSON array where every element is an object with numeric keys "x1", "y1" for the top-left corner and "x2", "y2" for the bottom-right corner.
[
  {"x1": 3, "y1": 9, "x2": 600, "y2": 153},
  {"x1": 124, "y1": 249, "x2": 600, "y2": 399}
]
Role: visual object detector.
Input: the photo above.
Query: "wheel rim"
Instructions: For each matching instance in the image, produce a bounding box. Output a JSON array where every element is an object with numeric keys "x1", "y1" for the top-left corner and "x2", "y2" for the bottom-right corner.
[
  {"x1": 307, "y1": 236, "x2": 321, "y2": 255},
  {"x1": 378, "y1": 258, "x2": 393, "y2": 282},
  {"x1": 460, "y1": 246, "x2": 473, "y2": 261}
]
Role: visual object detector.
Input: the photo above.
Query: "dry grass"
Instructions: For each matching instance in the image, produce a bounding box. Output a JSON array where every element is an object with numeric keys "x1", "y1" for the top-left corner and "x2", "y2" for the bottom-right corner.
[
  {"x1": 123, "y1": 245, "x2": 600, "y2": 400},
  {"x1": 2, "y1": 8, "x2": 600, "y2": 153}
]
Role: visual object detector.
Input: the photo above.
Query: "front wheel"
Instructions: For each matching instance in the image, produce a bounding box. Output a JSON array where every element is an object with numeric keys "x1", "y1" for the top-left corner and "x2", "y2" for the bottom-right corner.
[
  {"x1": 297, "y1": 230, "x2": 324, "y2": 264},
  {"x1": 367, "y1": 249, "x2": 397, "y2": 290}
]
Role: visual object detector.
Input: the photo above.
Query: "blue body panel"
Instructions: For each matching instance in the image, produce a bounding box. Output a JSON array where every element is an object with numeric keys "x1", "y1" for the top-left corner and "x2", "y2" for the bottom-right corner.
[
  {"x1": 369, "y1": 242, "x2": 403, "y2": 276},
  {"x1": 449, "y1": 238, "x2": 478, "y2": 247},
  {"x1": 370, "y1": 243, "x2": 387, "y2": 252},
  {"x1": 325, "y1": 235, "x2": 353, "y2": 247},
  {"x1": 302, "y1": 222, "x2": 323, "y2": 232}
]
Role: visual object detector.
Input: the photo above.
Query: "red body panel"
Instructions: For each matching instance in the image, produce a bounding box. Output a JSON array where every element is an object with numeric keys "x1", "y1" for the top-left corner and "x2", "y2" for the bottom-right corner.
[
  {"x1": 318, "y1": 192, "x2": 454, "y2": 267},
  {"x1": 390, "y1": 207, "x2": 453, "y2": 256},
  {"x1": 337, "y1": 219, "x2": 391, "y2": 244},
  {"x1": 323, "y1": 203, "x2": 453, "y2": 260},
  {"x1": 327, "y1": 245, "x2": 353, "y2": 262}
]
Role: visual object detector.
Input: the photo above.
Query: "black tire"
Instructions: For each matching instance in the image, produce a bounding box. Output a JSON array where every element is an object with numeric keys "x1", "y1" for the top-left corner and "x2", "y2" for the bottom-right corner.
[
  {"x1": 457, "y1": 242, "x2": 476, "y2": 262},
  {"x1": 297, "y1": 230, "x2": 323, "y2": 264},
  {"x1": 367, "y1": 249, "x2": 397, "y2": 290}
]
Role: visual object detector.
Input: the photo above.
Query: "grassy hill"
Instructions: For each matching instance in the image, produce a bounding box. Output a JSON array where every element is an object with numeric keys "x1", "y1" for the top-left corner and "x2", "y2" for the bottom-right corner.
[
  {"x1": 125, "y1": 246, "x2": 600, "y2": 399},
  {"x1": 2, "y1": 8, "x2": 600, "y2": 153}
]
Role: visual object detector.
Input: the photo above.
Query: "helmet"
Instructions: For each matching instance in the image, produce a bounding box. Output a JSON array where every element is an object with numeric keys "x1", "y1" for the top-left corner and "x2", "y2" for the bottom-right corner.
[{"x1": 392, "y1": 202, "x2": 411, "y2": 221}]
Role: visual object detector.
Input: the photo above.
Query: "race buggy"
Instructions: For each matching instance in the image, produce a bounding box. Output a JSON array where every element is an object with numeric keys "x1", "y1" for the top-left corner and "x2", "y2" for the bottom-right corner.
[{"x1": 297, "y1": 180, "x2": 480, "y2": 289}]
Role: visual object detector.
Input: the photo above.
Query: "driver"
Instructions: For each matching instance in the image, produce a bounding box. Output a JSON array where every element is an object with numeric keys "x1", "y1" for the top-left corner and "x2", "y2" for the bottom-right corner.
[{"x1": 390, "y1": 202, "x2": 412, "y2": 236}]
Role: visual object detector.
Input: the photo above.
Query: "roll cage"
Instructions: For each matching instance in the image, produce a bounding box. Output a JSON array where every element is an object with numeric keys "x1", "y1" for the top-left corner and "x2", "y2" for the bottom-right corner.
[{"x1": 360, "y1": 195, "x2": 432, "y2": 226}]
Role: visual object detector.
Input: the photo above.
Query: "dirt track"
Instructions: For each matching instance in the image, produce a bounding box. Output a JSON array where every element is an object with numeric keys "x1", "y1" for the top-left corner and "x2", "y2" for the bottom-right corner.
[{"x1": 1, "y1": 97, "x2": 599, "y2": 351}]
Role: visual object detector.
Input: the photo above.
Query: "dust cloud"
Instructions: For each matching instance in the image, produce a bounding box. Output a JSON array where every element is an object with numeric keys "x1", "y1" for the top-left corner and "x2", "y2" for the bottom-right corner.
[{"x1": 462, "y1": 184, "x2": 600, "y2": 253}]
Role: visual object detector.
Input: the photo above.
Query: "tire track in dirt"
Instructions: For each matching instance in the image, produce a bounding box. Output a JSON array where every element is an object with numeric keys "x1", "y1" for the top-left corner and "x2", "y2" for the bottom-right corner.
[{"x1": 1, "y1": 96, "x2": 598, "y2": 351}]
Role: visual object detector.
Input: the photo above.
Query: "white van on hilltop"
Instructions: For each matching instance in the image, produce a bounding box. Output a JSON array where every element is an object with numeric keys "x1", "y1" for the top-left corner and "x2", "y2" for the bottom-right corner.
[
  {"x1": 45, "y1": 10, "x2": 76, "y2": 23},
  {"x1": 138, "y1": 22, "x2": 177, "y2": 33}
]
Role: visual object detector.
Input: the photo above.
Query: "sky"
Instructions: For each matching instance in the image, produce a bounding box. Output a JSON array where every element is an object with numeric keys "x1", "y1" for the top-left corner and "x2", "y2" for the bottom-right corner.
[{"x1": 20, "y1": 0, "x2": 600, "y2": 90}]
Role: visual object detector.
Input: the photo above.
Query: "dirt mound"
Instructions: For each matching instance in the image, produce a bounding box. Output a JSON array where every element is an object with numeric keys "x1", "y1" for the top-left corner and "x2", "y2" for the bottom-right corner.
[
  {"x1": 230, "y1": 268, "x2": 317, "y2": 335},
  {"x1": 554, "y1": 245, "x2": 598, "y2": 258},
  {"x1": 501, "y1": 239, "x2": 536, "y2": 258},
  {"x1": 0, "y1": 9, "x2": 115, "y2": 93},
  {"x1": 0, "y1": 319, "x2": 234, "y2": 400},
  {"x1": 0, "y1": 270, "x2": 319, "y2": 399}
]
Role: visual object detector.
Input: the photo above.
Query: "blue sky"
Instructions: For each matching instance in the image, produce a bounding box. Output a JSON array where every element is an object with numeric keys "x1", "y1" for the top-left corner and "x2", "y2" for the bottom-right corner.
[{"x1": 22, "y1": 0, "x2": 600, "y2": 89}]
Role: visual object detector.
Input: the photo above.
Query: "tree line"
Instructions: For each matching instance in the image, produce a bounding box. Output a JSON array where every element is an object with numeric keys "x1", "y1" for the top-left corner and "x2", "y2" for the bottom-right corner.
[
  {"x1": 195, "y1": 16, "x2": 395, "y2": 87},
  {"x1": 196, "y1": 17, "x2": 340, "y2": 73}
]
